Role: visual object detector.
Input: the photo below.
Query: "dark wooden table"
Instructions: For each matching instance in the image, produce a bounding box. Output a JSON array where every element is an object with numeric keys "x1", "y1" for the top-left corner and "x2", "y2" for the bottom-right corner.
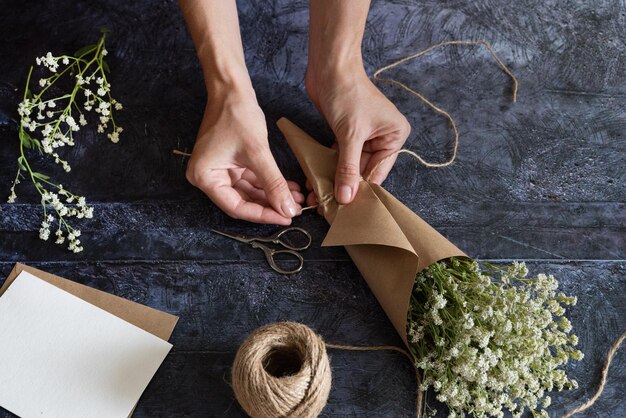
[{"x1": 1, "y1": 1, "x2": 624, "y2": 417}]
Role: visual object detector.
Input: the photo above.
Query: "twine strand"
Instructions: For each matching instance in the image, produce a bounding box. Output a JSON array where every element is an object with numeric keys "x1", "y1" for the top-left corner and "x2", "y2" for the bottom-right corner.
[
  {"x1": 326, "y1": 342, "x2": 423, "y2": 418},
  {"x1": 173, "y1": 150, "x2": 192, "y2": 157},
  {"x1": 366, "y1": 40, "x2": 518, "y2": 180},
  {"x1": 562, "y1": 331, "x2": 626, "y2": 418}
]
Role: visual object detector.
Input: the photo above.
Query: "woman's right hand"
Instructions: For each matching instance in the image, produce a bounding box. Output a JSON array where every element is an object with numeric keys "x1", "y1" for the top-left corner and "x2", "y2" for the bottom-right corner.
[{"x1": 185, "y1": 88, "x2": 304, "y2": 225}]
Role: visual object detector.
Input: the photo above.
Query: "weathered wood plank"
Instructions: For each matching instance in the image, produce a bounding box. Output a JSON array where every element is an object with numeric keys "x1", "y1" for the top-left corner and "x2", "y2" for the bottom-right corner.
[{"x1": 0, "y1": 201, "x2": 624, "y2": 261}]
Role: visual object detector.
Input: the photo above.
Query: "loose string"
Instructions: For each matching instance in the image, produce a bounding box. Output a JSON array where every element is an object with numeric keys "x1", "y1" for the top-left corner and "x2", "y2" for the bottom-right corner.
[
  {"x1": 304, "y1": 40, "x2": 519, "y2": 211},
  {"x1": 366, "y1": 39, "x2": 518, "y2": 179},
  {"x1": 173, "y1": 150, "x2": 192, "y2": 157},
  {"x1": 326, "y1": 343, "x2": 423, "y2": 418},
  {"x1": 562, "y1": 331, "x2": 626, "y2": 417}
]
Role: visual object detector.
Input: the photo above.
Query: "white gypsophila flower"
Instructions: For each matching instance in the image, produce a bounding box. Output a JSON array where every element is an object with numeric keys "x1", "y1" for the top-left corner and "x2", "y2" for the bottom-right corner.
[
  {"x1": 17, "y1": 100, "x2": 31, "y2": 117},
  {"x1": 107, "y1": 131, "x2": 120, "y2": 143},
  {"x1": 66, "y1": 115, "x2": 79, "y2": 131},
  {"x1": 406, "y1": 257, "x2": 583, "y2": 418},
  {"x1": 433, "y1": 291, "x2": 447, "y2": 310}
]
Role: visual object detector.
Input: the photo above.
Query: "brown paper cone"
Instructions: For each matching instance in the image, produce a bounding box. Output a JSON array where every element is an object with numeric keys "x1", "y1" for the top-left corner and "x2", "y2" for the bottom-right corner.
[{"x1": 277, "y1": 118, "x2": 466, "y2": 346}]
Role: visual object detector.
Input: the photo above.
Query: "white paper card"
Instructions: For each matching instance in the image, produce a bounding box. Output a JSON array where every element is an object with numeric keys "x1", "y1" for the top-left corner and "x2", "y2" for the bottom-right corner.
[{"x1": 0, "y1": 271, "x2": 173, "y2": 418}]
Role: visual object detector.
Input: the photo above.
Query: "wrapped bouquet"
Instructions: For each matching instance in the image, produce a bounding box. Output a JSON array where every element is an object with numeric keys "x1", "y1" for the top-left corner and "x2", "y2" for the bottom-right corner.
[{"x1": 277, "y1": 118, "x2": 582, "y2": 418}]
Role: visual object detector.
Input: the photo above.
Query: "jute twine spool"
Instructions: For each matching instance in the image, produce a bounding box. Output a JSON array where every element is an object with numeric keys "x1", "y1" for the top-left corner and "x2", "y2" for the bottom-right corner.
[{"x1": 231, "y1": 322, "x2": 332, "y2": 418}]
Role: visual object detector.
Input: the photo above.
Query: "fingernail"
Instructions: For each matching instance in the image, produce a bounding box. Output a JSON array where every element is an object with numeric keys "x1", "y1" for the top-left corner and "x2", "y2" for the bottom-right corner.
[
  {"x1": 282, "y1": 200, "x2": 298, "y2": 218},
  {"x1": 337, "y1": 185, "x2": 352, "y2": 203}
]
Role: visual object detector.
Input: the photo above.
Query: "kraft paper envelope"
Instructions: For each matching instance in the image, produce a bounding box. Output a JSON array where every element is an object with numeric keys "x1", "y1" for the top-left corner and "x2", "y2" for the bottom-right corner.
[
  {"x1": 1, "y1": 263, "x2": 178, "y2": 341},
  {"x1": 277, "y1": 118, "x2": 466, "y2": 346},
  {"x1": 0, "y1": 264, "x2": 179, "y2": 418}
]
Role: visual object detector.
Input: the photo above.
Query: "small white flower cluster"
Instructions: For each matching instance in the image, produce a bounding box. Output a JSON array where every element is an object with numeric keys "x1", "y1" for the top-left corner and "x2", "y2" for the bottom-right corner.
[
  {"x1": 7, "y1": 171, "x2": 20, "y2": 203},
  {"x1": 9, "y1": 33, "x2": 118, "y2": 253},
  {"x1": 18, "y1": 51, "x2": 123, "y2": 175},
  {"x1": 41, "y1": 189, "x2": 93, "y2": 219},
  {"x1": 407, "y1": 258, "x2": 583, "y2": 418},
  {"x1": 37, "y1": 188, "x2": 92, "y2": 253},
  {"x1": 35, "y1": 52, "x2": 65, "y2": 73}
]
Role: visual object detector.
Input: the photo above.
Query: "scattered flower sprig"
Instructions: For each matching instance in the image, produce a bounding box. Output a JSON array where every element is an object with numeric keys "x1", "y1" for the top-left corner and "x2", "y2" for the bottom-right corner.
[
  {"x1": 407, "y1": 257, "x2": 583, "y2": 418},
  {"x1": 8, "y1": 30, "x2": 122, "y2": 253}
]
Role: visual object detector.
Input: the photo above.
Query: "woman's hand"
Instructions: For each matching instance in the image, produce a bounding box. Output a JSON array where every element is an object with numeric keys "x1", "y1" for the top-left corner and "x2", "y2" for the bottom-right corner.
[
  {"x1": 307, "y1": 0, "x2": 411, "y2": 206},
  {"x1": 180, "y1": 0, "x2": 302, "y2": 224},
  {"x1": 305, "y1": 68, "x2": 410, "y2": 206},
  {"x1": 186, "y1": 89, "x2": 303, "y2": 225}
]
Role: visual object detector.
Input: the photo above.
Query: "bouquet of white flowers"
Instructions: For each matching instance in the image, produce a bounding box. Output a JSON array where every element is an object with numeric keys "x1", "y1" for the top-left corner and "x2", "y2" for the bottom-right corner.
[{"x1": 407, "y1": 257, "x2": 582, "y2": 417}]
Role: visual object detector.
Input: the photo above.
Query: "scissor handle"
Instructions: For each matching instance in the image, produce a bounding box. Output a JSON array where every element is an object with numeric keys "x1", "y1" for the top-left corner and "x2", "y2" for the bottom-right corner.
[
  {"x1": 252, "y1": 242, "x2": 304, "y2": 275},
  {"x1": 263, "y1": 227, "x2": 312, "y2": 251}
]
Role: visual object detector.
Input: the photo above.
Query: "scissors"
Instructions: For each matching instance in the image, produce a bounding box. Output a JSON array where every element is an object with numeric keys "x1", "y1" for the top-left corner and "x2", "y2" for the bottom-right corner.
[{"x1": 211, "y1": 227, "x2": 312, "y2": 275}]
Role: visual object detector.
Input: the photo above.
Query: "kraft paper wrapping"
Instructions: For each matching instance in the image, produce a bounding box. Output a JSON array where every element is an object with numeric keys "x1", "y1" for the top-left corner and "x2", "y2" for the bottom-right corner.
[{"x1": 277, "y1": 118, "x2": 466, "y2": 346}]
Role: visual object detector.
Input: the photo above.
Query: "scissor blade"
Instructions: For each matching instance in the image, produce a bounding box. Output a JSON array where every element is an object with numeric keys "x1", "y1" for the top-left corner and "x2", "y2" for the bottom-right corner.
[{"x1": 211, "y1": 229, "x2": 250, "y2": 243}]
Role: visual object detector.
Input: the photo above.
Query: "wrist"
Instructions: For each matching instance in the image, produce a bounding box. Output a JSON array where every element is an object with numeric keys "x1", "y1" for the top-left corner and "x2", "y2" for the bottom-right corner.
[
  {"x1": 202, "y1": 60, "x2": 255, "y2": 102},
  {"x1": 305, "y1": 57, "x2": 367, "y2": 102}
]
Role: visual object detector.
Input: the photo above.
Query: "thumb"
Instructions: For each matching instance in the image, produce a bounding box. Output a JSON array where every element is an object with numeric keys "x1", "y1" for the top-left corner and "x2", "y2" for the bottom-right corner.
[
  {"x1": 335, "y1": 137, "x2": 363, "y2": 204},
  {"x1": 249, "y1": 149, "x2": 300, "y2": 218}
]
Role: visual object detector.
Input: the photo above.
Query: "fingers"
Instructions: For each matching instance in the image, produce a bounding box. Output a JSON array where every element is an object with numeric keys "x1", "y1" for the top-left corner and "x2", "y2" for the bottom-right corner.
[
  {"x1": 235, "y1": 178, "x2": 305, "y2": 205},
  {"x1": 365, "y1": 151, "x2": 398, "y2": 185},
  {"x1": 365, "y1": 123, "x2": 411, "y2": 184},
  {"x1": 241, "y1": 169, "x2": 301, "y2": 193},
  {"x1": 334, "y1": 137, "x2": 363, "y2": 204},
  {"x1": 247, "y1": 149, "x2": 302, "y2": 218},
  {"x1": 194, "y1": 171, "x2": 293, "y2": 225},
  {"x1": 220, "y1": 187, "x2": 293, "y2": 225}
]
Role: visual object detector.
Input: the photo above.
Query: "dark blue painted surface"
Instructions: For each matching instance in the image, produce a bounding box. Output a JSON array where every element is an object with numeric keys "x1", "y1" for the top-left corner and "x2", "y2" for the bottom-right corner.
[{"x1": 0, "y1": 0, "x2": 624, "y2": 417}]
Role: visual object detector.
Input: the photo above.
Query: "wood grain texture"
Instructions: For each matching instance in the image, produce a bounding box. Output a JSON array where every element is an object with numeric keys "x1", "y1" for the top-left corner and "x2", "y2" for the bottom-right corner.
[{"x1": 0, "y1": 0, "x2": 624, "y2": 416}]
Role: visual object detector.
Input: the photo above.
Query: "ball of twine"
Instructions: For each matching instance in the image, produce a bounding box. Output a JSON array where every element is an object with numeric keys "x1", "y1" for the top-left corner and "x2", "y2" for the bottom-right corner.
[{"x1": 232, "y1": 322, "x2": 332, "y2": 418}]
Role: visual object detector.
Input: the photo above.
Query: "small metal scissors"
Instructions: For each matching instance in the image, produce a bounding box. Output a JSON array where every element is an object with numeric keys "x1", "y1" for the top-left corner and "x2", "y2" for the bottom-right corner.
[{"x1": 211, "y1": 227, "x2": 312, "y2": 275}]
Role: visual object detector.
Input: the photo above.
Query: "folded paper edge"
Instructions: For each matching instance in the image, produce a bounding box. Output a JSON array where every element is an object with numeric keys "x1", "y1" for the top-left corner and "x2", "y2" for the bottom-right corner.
[{"x1": 321, "y1": 181, "x2": 418, "y2": 256}]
